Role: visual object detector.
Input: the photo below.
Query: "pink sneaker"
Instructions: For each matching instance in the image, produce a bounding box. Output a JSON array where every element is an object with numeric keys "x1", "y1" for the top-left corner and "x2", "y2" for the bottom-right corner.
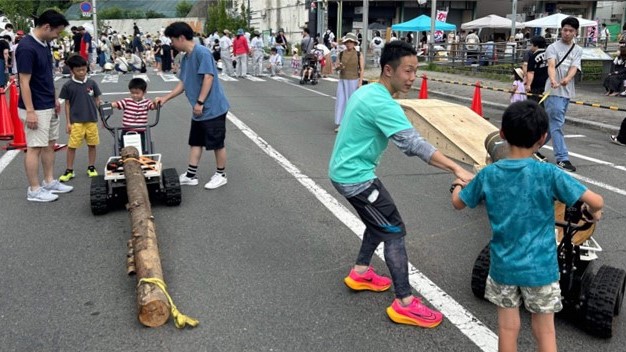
[
  {"x1": 343, "y1": 267, "x2": 392, "y2": 292},
  {"x1": 386, "y1": 297, "x2": 443, "y2": 328}
]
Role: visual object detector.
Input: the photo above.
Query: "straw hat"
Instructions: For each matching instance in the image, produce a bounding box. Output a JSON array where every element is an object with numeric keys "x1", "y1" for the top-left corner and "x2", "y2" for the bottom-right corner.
[
  {"x1": 253, "y1": 29, "x2": 261, "y2": 35},
  {"x1": 514, "y1": 67, "x2": 524, "y2": 79},
  {"x1": 342, "y1": 32, "x2": 358, "y2": 43},
  {"x1": 223, "y1": 29, "x2": 230, "y2": 35}
]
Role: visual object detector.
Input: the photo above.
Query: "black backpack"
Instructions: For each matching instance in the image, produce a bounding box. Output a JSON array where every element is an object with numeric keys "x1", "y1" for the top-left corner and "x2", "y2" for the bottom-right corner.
[{"x1": 140, "y1": 59, "x2": 147, "y2": 73}]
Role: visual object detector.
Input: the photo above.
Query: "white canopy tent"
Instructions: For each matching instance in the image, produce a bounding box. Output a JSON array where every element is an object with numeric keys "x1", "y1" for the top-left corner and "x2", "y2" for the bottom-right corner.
[
  {"x1": 523, "y1": 13, "x2": 597, "y2": 28},
  {"x1": 461, "y1": 14, "x2": 525, "y2": 30}
]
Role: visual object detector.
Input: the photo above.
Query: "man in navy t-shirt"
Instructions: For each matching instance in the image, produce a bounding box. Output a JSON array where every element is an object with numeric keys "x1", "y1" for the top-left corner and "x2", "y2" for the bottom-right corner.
[{"x1": 16, "y1": 10, "x2": 72, "y2": 202}]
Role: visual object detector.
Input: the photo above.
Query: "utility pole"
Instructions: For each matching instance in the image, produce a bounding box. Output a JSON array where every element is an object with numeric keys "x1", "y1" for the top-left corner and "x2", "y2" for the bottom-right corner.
[
  {"x1": 93, "y1": 0, "x2": 98, "y2": 44},
  {"x1": 362, "y1": 0, "x2": 368, "y2": 66},
  {"x1": 429, "y1": 0, "x2": 436, "y2": 62},
  {"x1": 511, "y1": 0, "x2": 517, "y2": 40}
]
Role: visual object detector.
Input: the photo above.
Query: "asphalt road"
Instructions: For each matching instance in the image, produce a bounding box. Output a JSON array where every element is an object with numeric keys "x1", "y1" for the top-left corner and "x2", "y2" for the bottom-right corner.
[{"x1": 0, "y1": 70, "x2": 624, "y2": 352}]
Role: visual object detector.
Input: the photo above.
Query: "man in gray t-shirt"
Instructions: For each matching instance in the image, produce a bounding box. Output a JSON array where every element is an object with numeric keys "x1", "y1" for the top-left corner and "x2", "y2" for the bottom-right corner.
[{"x1": 542, "y1": 17, "x2": 582, "y2": 173}]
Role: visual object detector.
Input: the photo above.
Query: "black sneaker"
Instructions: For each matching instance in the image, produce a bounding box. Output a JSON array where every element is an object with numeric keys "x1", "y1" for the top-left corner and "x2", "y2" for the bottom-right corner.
[
  {"x1": 533, "y1": 152, "x2": 547, "y2": 161},
  {"x1": 556, "y1": 160, "x2": 576, "y2": 172},
  {"x1": 610, "y1": 135, "x2": 626, "y2": 147}
]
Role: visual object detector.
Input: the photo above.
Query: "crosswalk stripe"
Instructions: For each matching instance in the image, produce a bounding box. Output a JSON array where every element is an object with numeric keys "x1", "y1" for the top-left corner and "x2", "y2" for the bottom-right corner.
[
  {"x1": 245, "y1": 75, "x2": 266, "y2": 82},
  {"x1": 219, "y1": 74, "x2": 238, "y2": 82},
  {"x1": 160, "y1": 73, "x2": 180, "y2": 82},
  {"x1": 322, "y1": 77, "x2": 339, "y2": 82},
  {"x1": 133, "y1": 74, "x2": 150, "y2": 82},
  {"x1": 101, "y1": 74, "x2": 119, "y2": 83}
]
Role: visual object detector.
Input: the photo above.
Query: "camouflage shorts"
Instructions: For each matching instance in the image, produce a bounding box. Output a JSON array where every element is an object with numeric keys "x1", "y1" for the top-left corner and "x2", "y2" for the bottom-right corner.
[{"x1": 485, "y1": 276, "x2": 563, "y2": 314}]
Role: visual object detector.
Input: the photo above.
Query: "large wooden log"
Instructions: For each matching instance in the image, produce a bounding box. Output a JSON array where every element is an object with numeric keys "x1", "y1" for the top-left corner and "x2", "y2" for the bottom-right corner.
[{"x1": 121, "y1": 146, "x2": 171, "y2": 327}]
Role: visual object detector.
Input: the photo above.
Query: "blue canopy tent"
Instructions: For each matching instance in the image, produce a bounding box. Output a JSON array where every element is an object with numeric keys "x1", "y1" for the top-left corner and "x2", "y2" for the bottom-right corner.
[{"x1": 391, "y1": 14, "x2": 457, "y2": 32}]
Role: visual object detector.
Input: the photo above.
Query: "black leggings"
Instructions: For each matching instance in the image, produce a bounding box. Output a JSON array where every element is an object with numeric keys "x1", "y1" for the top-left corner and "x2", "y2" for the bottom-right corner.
[
  {"x1": 618, "y1": 118, "x2": 626, "y2": 144},
  {"x1": 347, "y1": 179, "x2": 411, "y2": 299},
  {"x1": 356, "y1": 233, "x2": 411, "y2": 299}
]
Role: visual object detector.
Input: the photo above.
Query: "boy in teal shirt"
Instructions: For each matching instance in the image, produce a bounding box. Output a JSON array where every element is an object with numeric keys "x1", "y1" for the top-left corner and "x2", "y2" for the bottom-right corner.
[
  {"x1": 451, "y1": 100, "x2": 604, "y2": 352},
  {"x1": 329, "y1": 41, "x2": 473, "y2": 328}
]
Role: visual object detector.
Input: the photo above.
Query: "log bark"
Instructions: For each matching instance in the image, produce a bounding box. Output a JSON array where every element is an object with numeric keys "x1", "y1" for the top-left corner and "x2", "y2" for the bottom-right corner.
[{"x1": 121, "y1": 146, "x2": 170, "y2": 327}]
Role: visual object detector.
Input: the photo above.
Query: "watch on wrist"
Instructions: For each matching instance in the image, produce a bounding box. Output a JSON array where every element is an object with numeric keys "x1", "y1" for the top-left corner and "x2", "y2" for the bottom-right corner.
[
  {"x1": 449, "y1": 183, "x2": 463, "y2": 194},
  {"x1": 196, "y1": 100, "x2": 204, "y2": 105}
]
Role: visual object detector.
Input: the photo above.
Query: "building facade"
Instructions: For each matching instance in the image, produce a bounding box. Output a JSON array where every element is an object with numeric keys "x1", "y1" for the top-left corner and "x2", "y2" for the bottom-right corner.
[{"x1": 240, "y1": 0, "x2": 603, "y2": 43}]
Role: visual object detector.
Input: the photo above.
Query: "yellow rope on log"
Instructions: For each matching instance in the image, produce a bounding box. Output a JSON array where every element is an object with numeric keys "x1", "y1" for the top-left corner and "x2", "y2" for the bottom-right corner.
[{"x1": 138, "y1": 277, "x2": 200, "y2": 329}]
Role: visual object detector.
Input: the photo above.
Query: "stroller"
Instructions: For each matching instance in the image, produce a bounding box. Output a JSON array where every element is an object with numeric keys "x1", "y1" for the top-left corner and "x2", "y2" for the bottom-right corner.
[{"x1": 299, "y1": 52, "x2": 319, "y2": 85}]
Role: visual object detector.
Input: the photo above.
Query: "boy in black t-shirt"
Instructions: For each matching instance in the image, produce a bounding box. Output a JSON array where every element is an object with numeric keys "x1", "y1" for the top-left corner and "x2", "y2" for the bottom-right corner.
[
  {"x1": 525, "y1": 36, "x2": 548, "y2": 102},
  {"x1": 59, "y1": 55, "x2": 102, "y2": 182}
]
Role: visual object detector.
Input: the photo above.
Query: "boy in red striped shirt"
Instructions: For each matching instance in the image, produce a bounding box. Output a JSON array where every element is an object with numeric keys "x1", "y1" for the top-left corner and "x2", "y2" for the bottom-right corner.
[{"x1": 112, "y1": 78, "x2": 155, "y2": 152}]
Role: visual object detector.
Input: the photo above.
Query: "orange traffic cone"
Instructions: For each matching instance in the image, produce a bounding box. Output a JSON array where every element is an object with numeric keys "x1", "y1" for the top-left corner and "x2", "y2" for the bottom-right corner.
[
  {"x1": 471, "y1": 81, "x2": 483, "y2": 117},
  {"x1": 419, "y1": 75, "x2": 428, "y2": 99},
  {"x1": 8, "y1": 81, "x2": 26, "y2": 149},
  {"x1": 0, "y1": 86, "x2": 14, "y2": 140}
]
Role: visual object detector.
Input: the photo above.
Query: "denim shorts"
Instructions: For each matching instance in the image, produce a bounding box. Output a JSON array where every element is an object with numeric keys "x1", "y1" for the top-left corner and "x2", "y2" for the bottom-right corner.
[{"x1": 485, "y1": 275, "x2": 563, "y2": 314}]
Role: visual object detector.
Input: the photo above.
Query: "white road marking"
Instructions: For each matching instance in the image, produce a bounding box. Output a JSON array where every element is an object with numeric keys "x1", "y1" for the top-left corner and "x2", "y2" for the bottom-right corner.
[
  {"x1": 245, "y1": 75, "x2": 266, "y2": 82},
  {"x1": 226, "y1": 111, "x2": 499, "y2": 352},
  {"x1": 101, "y1": 74, "x2": 119, "y2": 83},
  {"x1": 0, "y1": 150, "x2": 20, "y2": 174},
  {"x1": 322, "y1": 77, "x2": 339, "y2": 82},
  {"x1": 542, "y1": 145, "x2": 626, "y2": 172},
  {"x1": 133, "y1": 74, "x2": 150, "y2": 82},
  {"x1": 219, "y1": 74, "x2": 238, "y2": 82},
  {"x1": 564, "y1": 134, "x2": 586, "y2": 138},
  {"x1": 160, "y1": 73, "x2": 180, "y2": 82}
]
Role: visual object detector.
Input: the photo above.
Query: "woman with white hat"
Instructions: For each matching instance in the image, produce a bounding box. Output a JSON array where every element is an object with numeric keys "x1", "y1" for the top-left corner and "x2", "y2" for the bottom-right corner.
[
  {"x1": 219, "y1": 29, "x2": 234, "y2": 76},
  {"x1": 250, "y1": 29, "x2": 264, "y2": 76},
  {"x1": 334, "y1": 32, "x2": 364, "y2": 132}
]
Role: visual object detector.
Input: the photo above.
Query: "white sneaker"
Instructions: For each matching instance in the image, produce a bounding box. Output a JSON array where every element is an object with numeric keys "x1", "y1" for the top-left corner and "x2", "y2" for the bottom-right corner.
[
  {"x1": 27, "y1": 187, "x2": 59, "y2": 202},
  {"x1": 204, "y1": 172, "x2": 227, "y2": 189},
  {"x1": 42, "y1": 179, "x2": 73, "y2": 194},
  {"x1": 179, "y1": 173, "x2": 199, "y2": 186}
]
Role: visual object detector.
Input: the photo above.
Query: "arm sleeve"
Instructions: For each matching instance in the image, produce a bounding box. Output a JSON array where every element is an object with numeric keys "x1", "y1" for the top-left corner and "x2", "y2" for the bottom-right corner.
[
  {"x1": 390, "y1": 128, "x2": 437, "y2": 163},
  {"x1": 552, "y1": 167, "x2": 587, "y2": 207},
  {"x1": 527, "y1": 55, "x2": 536, "y2": 72},
  {"x1": 459, "y1": 172, "x2": 484, "y2": 209},
  {"x1": 571, "y1": 47, "x2": 582, "y2": 70},
  {"x1": 92, "y1": 81, "x2": 102, "y2": 98},
  {"x1": 16, "y1": 46, "x2": 34, "y2": 74},
  {"x1": 59, "y1": 83, "x2": 69, "y2": 100},
  {"x1": 116, "y1": 98, "x2": 126, "y2": 110}
]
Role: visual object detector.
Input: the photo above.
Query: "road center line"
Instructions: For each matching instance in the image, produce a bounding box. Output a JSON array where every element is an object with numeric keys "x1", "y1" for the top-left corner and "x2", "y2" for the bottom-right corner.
[{"x1": 226, "y1": 111, "x2": 498, "y2": 352}]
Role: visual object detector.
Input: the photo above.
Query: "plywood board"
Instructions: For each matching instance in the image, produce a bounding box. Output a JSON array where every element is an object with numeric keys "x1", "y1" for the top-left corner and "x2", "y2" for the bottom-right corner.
[{"x1": 398, "y1": 99, "x2": 498, "y2": 167}]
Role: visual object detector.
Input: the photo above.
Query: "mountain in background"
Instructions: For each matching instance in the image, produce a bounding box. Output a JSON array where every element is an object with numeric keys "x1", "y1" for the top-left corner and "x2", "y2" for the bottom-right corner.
[{"x1": 64, "y1": 0, "x2": 201, "y2": 20}]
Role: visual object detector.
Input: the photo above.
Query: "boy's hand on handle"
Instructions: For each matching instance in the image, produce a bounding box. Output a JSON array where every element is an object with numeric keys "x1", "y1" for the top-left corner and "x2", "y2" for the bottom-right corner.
[{"x1": 582, "y1": 203, "x2": 602, "y2": 223}]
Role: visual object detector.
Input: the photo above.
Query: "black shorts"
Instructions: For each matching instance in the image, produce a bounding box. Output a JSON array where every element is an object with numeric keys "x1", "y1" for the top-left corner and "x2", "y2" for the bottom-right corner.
[
  {"x1": 346, "y1": 179, "x2": 406, "y2": 242},
  {"x1": 189, "y1": 113, "x2": 227, "y2": 150}
]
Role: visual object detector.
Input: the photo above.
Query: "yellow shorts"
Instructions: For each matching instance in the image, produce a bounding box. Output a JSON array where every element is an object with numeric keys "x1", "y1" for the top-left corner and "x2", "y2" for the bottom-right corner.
[{"x1": 68, "y1": 122, "x2": 100, "y2": 148}]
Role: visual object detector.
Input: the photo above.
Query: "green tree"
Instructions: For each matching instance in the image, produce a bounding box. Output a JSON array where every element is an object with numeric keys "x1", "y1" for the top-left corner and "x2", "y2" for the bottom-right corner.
[
  {"x1": 205, "y1": 0, "x2": 249, "y2": 35},
  {"x1": 0, "y1": 0, "x2": 73, "y2": 30},
  {"x1": 146, "y1": 10, "x2": 166, "y2": 19},
  {"x1": 176, "y1": 0, "x2": 193, "y2": 18}
]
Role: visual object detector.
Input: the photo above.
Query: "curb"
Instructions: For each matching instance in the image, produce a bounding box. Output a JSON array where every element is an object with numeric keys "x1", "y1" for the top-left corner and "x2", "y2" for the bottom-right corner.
[{"x1": 415, "y1": 87, "x2": 620, "y2": 134}]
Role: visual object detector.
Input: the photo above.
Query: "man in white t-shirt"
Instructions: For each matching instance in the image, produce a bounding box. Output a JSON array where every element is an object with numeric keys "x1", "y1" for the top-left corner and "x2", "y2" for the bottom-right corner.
[{"x1": 600, "y1": 23, "x2": 610, "y2": 50}]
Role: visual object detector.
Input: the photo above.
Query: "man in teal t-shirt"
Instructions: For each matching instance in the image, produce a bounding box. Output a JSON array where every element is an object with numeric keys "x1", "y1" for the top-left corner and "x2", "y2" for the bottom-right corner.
[{"x1": 329, "y1": 41, "x2": 473, "y2": 329}]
